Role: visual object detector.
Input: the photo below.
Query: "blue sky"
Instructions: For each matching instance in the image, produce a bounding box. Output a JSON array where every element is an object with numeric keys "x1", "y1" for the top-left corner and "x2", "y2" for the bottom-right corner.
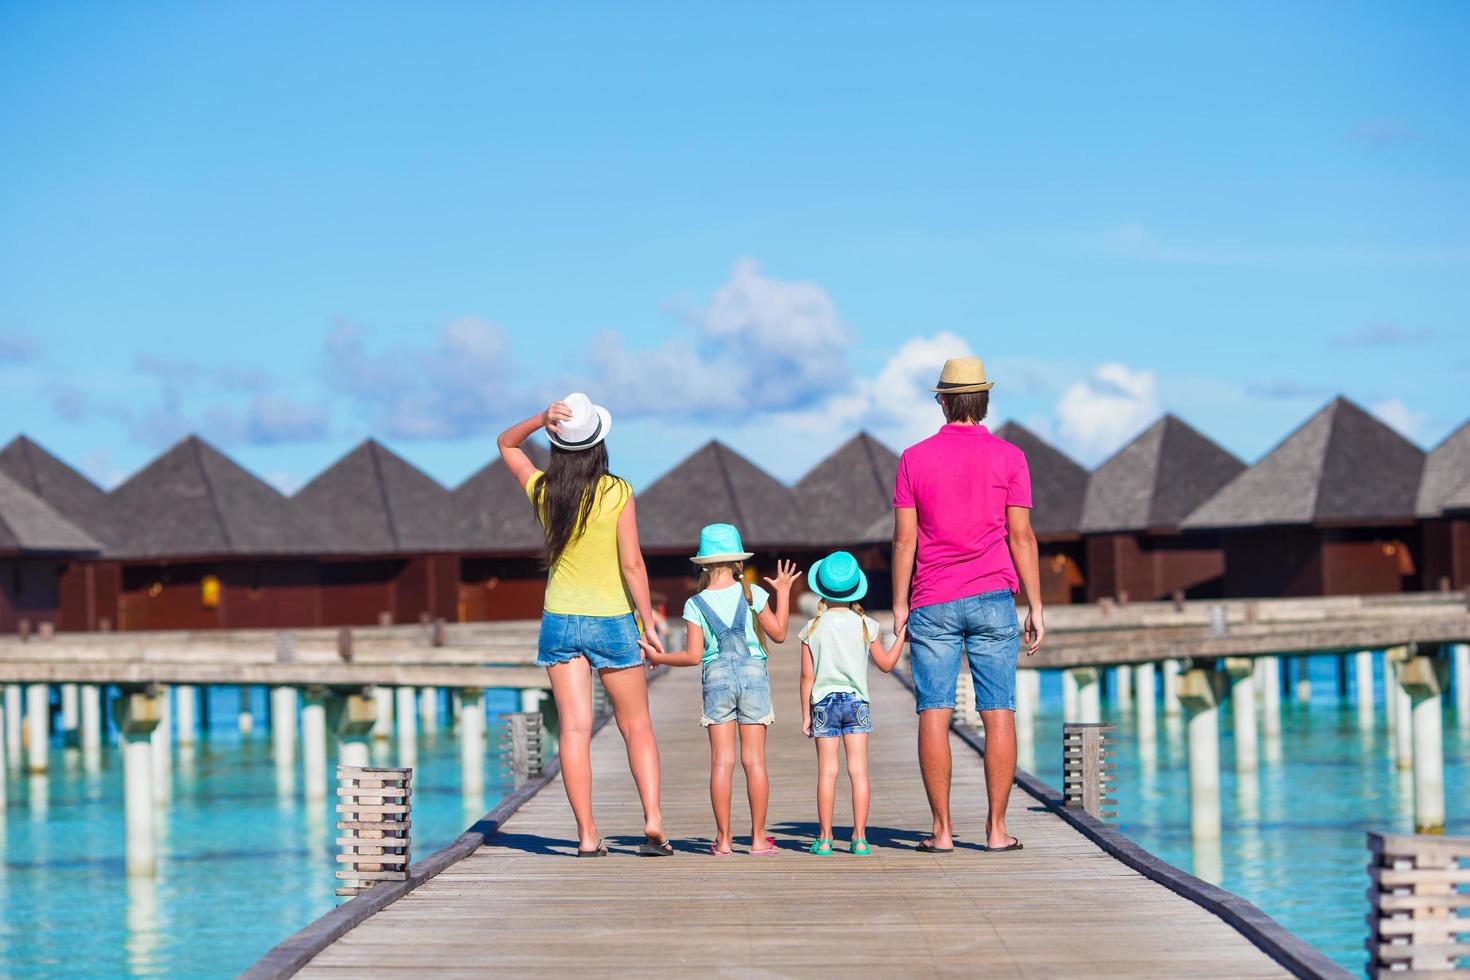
[{"x1": 1, "y1": 1, "x2": 1467, "y2": 492}]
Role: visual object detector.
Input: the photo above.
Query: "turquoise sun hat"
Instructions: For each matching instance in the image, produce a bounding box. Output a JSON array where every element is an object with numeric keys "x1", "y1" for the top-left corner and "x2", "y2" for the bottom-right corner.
[
  {"x1": 690, "y1": 523, "x2": 754, "y2": 565},
  {"x1": 809, "y1": 550, "x2": 868, "y2": 603}
]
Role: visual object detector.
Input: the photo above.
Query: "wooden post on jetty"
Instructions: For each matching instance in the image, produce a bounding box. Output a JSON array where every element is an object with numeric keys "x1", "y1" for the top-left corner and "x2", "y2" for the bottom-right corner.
[
  {"x1": 1062, "y1": 722, "x2": 1116, "y2": 821},
  {"x1": 1161, "y1": 659, "x2": 1182, "y2": 716},
  {"x1": 1388, "y1": 646, "x2": 1414, "y2": 771},
  {"x1": 302, "y1": 686, "x2": 328, "y2": 803},
  {"x1": 1454, "y1": 643, "x2": 1470, "y2": 728},
  {"x1": 1258, "y1": 656, "x2": 1282, "y2": 737},
  {"x1": 459, "y1": 688, "x2": 486, "y2": 799},
  {"x1": 328, "y1": 690, "x2": 376, "y2": 769},
  {"x1": 1397, "y1": 655, "x2": 1449, "y2": 835},
  {"x1": 25, "y1": 683, "x2": 49, "y2": 773},
  {"x1": 500, "y1": 712, "x2": 545, "y2": 786},
  {"x1": 5, "y1": 684, "x2": 21, "y2": 766},
  {"x1": 336, "y1": 766, "x2": 411, "y2": 898},
  {"x1": 1224, "y1": 658, "x2": 1257, "y2": 772},
  {"x1": 1365, "y1": 831, "x2": 1470, "y2": 977}
]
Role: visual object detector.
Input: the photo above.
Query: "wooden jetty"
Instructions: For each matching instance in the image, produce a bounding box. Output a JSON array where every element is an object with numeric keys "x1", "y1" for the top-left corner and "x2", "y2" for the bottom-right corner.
[{"x1": 255, "y1": 634, "x2": 1345, "y2": 979}]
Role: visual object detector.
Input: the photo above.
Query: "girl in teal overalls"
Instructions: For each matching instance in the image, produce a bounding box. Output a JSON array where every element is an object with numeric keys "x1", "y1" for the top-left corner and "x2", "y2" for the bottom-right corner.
[{"x1": 643, "y1": 524, "x2": 800, "y2": 855}]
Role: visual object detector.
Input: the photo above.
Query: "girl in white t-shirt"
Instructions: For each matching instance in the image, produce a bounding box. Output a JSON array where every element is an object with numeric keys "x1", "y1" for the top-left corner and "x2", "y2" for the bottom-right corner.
[{"x1": 798, "y1": 550, "x2": 907, "y2": 856}]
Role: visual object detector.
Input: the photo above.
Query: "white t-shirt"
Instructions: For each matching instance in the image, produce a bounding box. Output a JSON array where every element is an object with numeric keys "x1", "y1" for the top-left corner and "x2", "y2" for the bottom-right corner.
[
  {"x1": 799, "y1": 608, "x2": 881, "y2": 703},
  {"x1": 684, "y1": 583, "x2": 771, "y2": 662}
]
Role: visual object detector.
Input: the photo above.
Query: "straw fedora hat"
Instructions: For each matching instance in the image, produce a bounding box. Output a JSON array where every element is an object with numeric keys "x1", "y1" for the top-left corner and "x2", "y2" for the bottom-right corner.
[
  {"x1": 547, "y1": 392, "x2": 613, "y2": 451},
  {"x1": 929, "y1": 356, "x2": 995, "y2": 394}
]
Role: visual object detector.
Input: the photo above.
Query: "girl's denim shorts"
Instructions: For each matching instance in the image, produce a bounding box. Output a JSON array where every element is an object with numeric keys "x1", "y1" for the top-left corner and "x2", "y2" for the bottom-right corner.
[
  {"x1": 700, "y1": 655, "x2": 774, "y2": 727},
  {"x1": 536, "y1": 612, "x2": 642, "y2": 670},
  {"x1": 810, "y1": 691, "x2": 872, "y2": 737}
]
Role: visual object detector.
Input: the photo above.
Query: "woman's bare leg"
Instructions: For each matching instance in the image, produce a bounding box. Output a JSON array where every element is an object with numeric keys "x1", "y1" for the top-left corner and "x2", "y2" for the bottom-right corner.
[
  {"x1": 843, "y1": 733, "x2": 871, "y2": 842},
  {"x1": 815, "y1": 736, "x2": 840, "y2": 841},
  {"x1": 707, "y1": 722, "x2": 737, "y2": 852},
  {"x1": 546, "y1": 659, "x2": 598, "y2": 850},
  {"x1": 738, "y1": 723, "x2": 769, "y2": 847},
  {"x1": 599, "y1": 664, "x2": 664, "y2": 842}
]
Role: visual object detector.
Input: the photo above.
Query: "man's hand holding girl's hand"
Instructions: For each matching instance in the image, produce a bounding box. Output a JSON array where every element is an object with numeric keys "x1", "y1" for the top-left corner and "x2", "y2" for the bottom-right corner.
[{"x1": 762, "y1": 559, "x2": 803, "y2": 593}]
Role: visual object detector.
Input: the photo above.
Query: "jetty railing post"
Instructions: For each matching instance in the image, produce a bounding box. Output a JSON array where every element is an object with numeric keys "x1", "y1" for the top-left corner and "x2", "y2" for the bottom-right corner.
[
  {"x1": 394, "y1": 686, "x2": 417, "y2": 766},
  {"x1": 1224, "y1": 658, "x2": 1258, "y2": 772},
  {"x1": 1178, "y1": 666, "x2": 1226, "y2": 841},
  {"x1": 1257, "y1": 656, "x2": 1281, "y2": 737},
  {"x1": 336, "y1": 765, "x2": 411, "y2": 898},
  {"x1": 1113, "y1": 666, "x2": 1132, "y2": 712},
  {"x1": 301, "y1": 685, "x2": 328, "y2": 804},
  {"x1": 1397, "y1": 655, "x2": 1449, "y2": 835},
  {"x1": 1062, "y1": 722, "x2": 1116, "y2": 820},
  {"x1": 271, "y1": 686, "x2": 298, "y2": 766},
  {"x1": 1354, "y1": 650, "x2": 1376, "y2": 727},
  {"x1": 1061, "y1": 669, "x2": 1078, "y2": 722},
  {"x1": 115, "y1": 688, "x2": 162, "y2": 876},
  {"x1": 418, "y1": 687, "x2": 437, "y2": 731},
  {"x1": 1366, "y1": 831, "x2": 1470, "y2": 977},
  {"x1": 1384, "y1": 647, "x2": 1399, "y2": 731},
  {"x1": 1162, "y1": 659, "x2": 1182, "y2": 716},
  {"x1": 5, "y1": 684, "x2": 21, "y2": 766},
  {"x1": 25, "y1": 683, "x2": 49, "y2": 773},
  {"x1": 327, "y1": 689, "x2": 376, "y2": 769},
  {"x1": 1134, "y1": 661, "x2": 1157, "y2": 742},
  {"x1": 459, "y1": 687, "x2": 486, "y2": 799},
  {"x1": 500, "y1": 712, "x2": 545, "y2": 786},
  {"x1": 1454, "y1": 642, "x2": 1470, "y2": 728}
]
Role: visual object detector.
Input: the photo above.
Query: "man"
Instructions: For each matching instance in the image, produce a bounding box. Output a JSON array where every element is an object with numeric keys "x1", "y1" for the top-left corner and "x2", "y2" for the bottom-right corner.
[{"x1": 891, "y1": 356, "x2": 1044, "y2": 852}]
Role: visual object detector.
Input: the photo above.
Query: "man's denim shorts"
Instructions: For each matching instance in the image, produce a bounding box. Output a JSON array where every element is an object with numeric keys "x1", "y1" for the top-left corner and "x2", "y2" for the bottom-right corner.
[
  {"x1": 908, "y1": 590, "x2": 1020, "y2": 713},
  {"x1": 810, "y1": 691, "x2": 872, "y2": 738},
  {"x1": 536, "y1": 612, "x2": 643, "y2": 670},
  {"x1": 700, "y1": 655, "x2": 774, "y2": 727}
]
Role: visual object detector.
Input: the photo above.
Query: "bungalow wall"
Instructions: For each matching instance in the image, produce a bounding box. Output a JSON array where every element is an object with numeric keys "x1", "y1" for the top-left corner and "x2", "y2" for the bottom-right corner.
[
  {"x1": 459, "y1": 556, "x2": 545, "y2": 621},
  {"x1": 58, "y1": 560, "x2": 121, "y2": 631},
  {"x1": 1222, "y1": 526, "x2": 1417, "y2": 598},
  {"x1": 1085, "y1": 533, "x2": 1226, "y2": 603},
  {"x1": 1038, "y1": 540, "x2": 1086, "y2": 606},
  {"x1": 318, "y1": 556, "x2": 456, "y2": 627},
  {"x1": 1420, "y1": 518, "x2": 1470, "y2": 591},
  {"x1": 0, "y1": 558, "x2": 63, "y2": 633}
]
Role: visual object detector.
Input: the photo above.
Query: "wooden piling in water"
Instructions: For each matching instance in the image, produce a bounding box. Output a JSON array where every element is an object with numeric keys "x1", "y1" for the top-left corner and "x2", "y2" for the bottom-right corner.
[
  {"x1": 1365, "y1": 831, "x2": 1470, "y2": 977},
  {"x1": 336, "y1": 765, "x2": 411, "y2": 898}
]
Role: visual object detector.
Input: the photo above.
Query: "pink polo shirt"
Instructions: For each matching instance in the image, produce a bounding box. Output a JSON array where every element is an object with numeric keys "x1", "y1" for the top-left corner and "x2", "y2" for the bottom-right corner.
[{"x1": 893, "y1": 424, "x2": 1032, "y2": 609}]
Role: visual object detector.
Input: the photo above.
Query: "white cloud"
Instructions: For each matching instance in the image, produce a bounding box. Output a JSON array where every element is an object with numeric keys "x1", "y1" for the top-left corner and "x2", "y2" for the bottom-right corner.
[
  {"x1": 265, "y1": 471, "x2": 303, "y2": 495},
  {"x1": 0, "y1": 330, "x2": 38, "y2": 363},
  {"x1": 325, "y1": 317, "x2": 526, "y2": 438},
  {"x1": 1370, "y1": 398, "x2": 1429, "y2": 442},
  {"x1": 1054, "y1": 362, "x2": 1159, "y2": 461},
  {"x1": 578, "y1": 258, "x2": 853, "y2": 418},
  {"x1": 1332, "y1": 321, "x2": 1433, "y2": 347}
]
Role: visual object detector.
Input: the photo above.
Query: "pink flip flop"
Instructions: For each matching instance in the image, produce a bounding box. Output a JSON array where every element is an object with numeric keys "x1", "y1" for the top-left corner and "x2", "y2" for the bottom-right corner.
[
  {"x1": 709, "y1": 842, "x2": 733, "y2": 856},
  {"x1": 749, "y1": 836, "x2": 779, "y2": 856}
]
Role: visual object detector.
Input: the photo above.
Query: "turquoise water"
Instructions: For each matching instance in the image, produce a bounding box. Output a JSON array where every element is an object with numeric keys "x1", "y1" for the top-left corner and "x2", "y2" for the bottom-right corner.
[
  {"x1": 1025, "y1": 654, "x2": 1469, "y2": 975},
  {"x1": 0, "y1": 687, "x2": 524, "y2": 978}
]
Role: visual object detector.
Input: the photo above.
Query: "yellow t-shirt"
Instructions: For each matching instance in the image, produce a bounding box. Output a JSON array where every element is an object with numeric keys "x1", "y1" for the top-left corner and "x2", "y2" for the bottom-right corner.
[{"x1": 526, "y1": 471, "x2": 634, "y2": 617}]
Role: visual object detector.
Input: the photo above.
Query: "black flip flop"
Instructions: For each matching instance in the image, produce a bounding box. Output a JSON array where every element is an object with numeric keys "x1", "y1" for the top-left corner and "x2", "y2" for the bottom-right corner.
[
  {"x1": 916, "y1": 839, "x2": 954, "y2": 853},
  {"x1": 985, "y1": 836, "x2": 1023, "y2": 853},
  {"x1": 638, "y1": 837, "x2": 674, "y2": 857},
  {"x1": 576, "y1": 839, "x2": 609, "y2": 858}
]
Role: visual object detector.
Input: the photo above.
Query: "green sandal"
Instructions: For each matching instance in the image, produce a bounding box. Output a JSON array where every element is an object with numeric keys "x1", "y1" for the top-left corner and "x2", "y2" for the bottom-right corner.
[
  {"x1": 808, "y1": 838, "x2": 833, "y2": 855},
  {"x1": 849, "y1": 839, "x2": 871, "y2": 856}
]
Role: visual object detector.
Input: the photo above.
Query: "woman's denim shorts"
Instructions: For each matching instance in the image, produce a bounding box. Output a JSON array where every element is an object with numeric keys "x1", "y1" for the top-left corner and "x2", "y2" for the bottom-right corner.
[
  {"x1": 536, "y1": 612, "x2": 642, "y2": 670},
  {"x1": 810, "y1": 691, "x2": 872, "y2": 738}
]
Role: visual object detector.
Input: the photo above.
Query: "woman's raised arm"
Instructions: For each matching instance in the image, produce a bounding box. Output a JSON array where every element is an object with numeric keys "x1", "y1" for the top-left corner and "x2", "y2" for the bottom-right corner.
[{"x1": 497, "y1": 402, "x2": 570, "y2": 490}]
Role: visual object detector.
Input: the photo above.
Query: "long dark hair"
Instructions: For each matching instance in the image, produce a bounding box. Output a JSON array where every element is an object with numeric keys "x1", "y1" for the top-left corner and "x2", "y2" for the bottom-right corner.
[{"x1": 531, "y1": 443, "x2": 627, "y2": 568}]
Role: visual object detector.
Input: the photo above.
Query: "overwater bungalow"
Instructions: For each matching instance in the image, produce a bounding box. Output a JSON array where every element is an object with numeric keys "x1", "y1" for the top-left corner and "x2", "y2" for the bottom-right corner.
[
  {"x1": 994, "y1": 422, "x2": 1089, "y2": 605},
  {"x1": 105, "y1": 436, "x2": 327, "y2": 630},
  {"x1": 451, "y1": 442, "x2": 549, "y2": 621},
  {"x1": 637, "y1": 440, "x2": 810, "y2": 615},
  {"x1": 794, "y1": 432, "x2": 899, "y2": 606},
  {"x1": 1182, "y1": 397, "x2": 1425, "y2": 596},
  {"x1": 0, "y1": 468, "x2": 101, "y2": 633},
  {"x1": 294, "y1": 439, "x2": 459, "y2": 626},
  {"x1": 0, "y1": 435, "x2": 119, "y2": 629},
  {"x1": 1415, "y1": 420, "x2": 1470, "y2": 592},
  {"x1": 1079, "y1": 415, "x2": 1246, "y2": 603}
]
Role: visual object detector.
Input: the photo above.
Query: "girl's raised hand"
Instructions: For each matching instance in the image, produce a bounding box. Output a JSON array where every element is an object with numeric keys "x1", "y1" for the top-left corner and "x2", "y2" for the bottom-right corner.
[
  {"x1": 762, "y1": 559, "x2": 803, "y2": 593},
  {"x1": 543, "y1": 400, "x2": 572, "y2": 435}
]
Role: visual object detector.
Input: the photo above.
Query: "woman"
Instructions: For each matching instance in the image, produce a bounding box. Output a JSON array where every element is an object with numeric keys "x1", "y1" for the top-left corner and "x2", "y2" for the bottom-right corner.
[{"x1": 497, "y1": 393, "x2": 670, "y2": 857}]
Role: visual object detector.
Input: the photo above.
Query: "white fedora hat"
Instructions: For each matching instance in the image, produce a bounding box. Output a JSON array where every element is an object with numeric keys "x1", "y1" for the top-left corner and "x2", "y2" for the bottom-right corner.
[{"x1": 547, "y1": 392, "x2": 613, "y2": 451}]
